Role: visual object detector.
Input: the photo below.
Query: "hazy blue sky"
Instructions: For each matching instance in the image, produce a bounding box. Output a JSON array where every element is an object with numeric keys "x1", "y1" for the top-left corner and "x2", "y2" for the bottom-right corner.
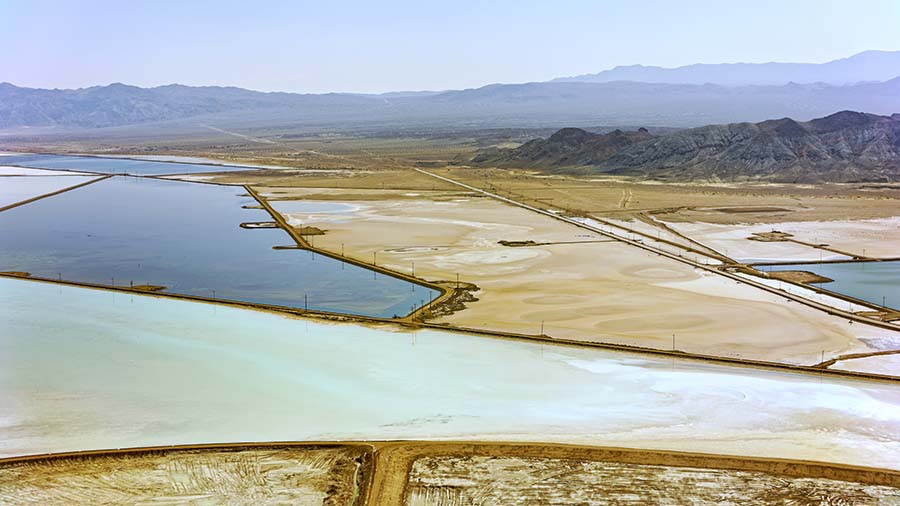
[{"x1": 2, "y1": 0, "x2": 899, "y2": 93}]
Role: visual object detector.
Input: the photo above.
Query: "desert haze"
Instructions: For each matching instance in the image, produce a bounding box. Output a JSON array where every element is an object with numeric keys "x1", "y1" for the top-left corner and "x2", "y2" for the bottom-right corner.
[{"x1": 2, "y1": 3, "x2": 900, "y2": 504}]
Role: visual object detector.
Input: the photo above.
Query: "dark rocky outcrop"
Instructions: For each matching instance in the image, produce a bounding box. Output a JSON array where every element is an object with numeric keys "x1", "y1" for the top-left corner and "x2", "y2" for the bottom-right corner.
[
  {"x1": 473, "y1": 127, "x2": 653, "y2": 169},
  {"x1": 473, "y1": 112, "x2": 900, "y2": 183}
]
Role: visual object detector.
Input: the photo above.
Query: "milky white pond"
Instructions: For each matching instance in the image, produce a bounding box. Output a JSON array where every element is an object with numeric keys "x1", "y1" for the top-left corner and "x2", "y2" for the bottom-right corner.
[{"x1": 2, "y1": 278, "x2": 899, "y2": 468}]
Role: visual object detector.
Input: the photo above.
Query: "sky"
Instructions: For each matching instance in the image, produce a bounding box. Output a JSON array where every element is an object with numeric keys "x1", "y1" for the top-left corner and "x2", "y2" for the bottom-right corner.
[{"x1": 2, "y1": 0, "x2": 899, "y2": 93}]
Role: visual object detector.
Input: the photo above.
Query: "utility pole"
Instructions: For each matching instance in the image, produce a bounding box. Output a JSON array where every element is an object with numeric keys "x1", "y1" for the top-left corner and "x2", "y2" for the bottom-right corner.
[
  {"x1": 672, "y1": 333, "x2": 675, "y2": 351},
  {"x1": 540, "y1": 320, "x2": 544, "y2": 336},
  {"x1": 304, "y1": 293, "x2": 308, "y2": 311}
]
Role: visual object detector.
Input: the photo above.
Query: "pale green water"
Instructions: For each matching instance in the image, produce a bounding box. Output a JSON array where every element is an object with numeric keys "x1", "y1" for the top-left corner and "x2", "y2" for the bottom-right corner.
[{"x1": 2, "y1": 277, "x2": 899, "y2": 469}]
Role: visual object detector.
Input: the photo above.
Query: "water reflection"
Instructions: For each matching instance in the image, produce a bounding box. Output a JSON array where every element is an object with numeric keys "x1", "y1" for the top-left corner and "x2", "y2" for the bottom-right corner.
[
  {"x1": 0, "y1": 176, "x2": 437, "y2": 317},
  {"x1": 2, "y1": 154, "x2": 258, "y2": 175},
  {"x1": 760, "y1": 261, "x2": 900, "y2": 309}
]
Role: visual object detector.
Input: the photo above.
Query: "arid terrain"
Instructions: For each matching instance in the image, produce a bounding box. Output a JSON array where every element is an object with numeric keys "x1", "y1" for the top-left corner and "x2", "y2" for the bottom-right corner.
[
  {"x1": 0, "y1": 446, "x2": 368, "y2": 506},
  {"x1": 2, "y1": 134, "x2": 900, "y2": 504},
  {"x1": 406, "y1": 455, "x2": 900, "y2": 505},
  {"x1": 6, "y1": 6, "x2": 900, "y2": 504},
  {"x1": 185, "y1": 161, "x2": 900, "y2": 371},
  {"x1": 4, "y1": 442, "x2": 899, "y2": 506},
  {"x1": 9, "y1": 139, "x2": 897, "y2": 372}
]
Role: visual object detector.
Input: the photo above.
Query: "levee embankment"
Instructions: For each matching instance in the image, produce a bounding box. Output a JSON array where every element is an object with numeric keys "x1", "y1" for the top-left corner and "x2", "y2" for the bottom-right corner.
[{"x1": 4, "y1": 441, "x2": 899, "y2": 506}]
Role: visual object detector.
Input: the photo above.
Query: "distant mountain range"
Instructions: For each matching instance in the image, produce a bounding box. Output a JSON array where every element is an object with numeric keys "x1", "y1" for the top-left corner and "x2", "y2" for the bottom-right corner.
[
  {"x1": 2, "y1": 79, "x2": 899, "y2": 133},
  {"x1": 1, "y1": 51, "x2": 899, "y2": 132},
  {"x1": 0, "y1": 82, "x2": 381, "y2": 130},
  {"x1": 472, "y1": 111, "x2": 900, "y2": 183},
  {"x1": 552, "y1": 50, "x2": 900, "y2": 86}
]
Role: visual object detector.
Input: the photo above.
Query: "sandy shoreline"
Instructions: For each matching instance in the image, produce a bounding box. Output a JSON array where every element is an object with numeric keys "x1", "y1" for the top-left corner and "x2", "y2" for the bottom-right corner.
[
  {"x1": 264, "y1": 186, "x2": 899, "y2": 367},
  {"x1": 667, "y1": 217, "x2": 900, "y2": 261}
]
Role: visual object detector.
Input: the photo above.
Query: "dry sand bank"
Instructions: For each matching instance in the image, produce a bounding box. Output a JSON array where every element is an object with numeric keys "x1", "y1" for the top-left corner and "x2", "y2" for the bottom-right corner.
[
  {"x1": 603, "y1": 216, "x2": 704, "y2": 252},
  {"x1": 0, "y1": 446, "x2": 365, "y2": 506},
  {"x1": 8, "y1": 442, "x2": 897, "y2": 506},
  {"x1": 430, "y1": 167, "x2": 900, "y2": 259},
  {"x1": 213, "y1": 168, "x2": 460, "y2": 190},
  {"x1": 668, "y1": 217, "x2": 900, "y2": 261},
  {"x1": 832, "y1": 354, "x2": 900, "y2": 376},
  {"x1": 434, "y1": 168, "x2": 900, "y2": 223},
  {"x1": 406, "y1": 454, "x2": 900, "y2": 505},
  {"x1": 264, "y1": 186, "x2": 898, "y2": 366},
  {"x1": 370, "y1": 442, "x2": 900, "y2": 506}
]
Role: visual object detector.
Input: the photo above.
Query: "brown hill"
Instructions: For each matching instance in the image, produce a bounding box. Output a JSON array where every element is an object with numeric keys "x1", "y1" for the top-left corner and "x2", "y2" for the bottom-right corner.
[
  {"x1": 473, "y1": 111, "x2": 900, "y2": 183},
  {"x1": 472, "y1": 127, "x2": 653, "y2": 169}
]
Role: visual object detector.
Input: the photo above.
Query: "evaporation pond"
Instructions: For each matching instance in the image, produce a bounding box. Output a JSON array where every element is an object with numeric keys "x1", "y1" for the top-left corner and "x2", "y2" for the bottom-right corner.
[
  {"x1": 3, "y1": 277, "x2": 900, "y2": 464},
  {"x1": 1, "y1": 154, "x2": 258, "y2": 175},
  {"x1": 0, "y1": 175, "x2": 102, "y2": 208},
  {"x1": 0, "y1": 176, "x2": 437, "y2": 317},
  {"x1": 760, "y1": 261, "x2": 900, "y2": 310}
]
